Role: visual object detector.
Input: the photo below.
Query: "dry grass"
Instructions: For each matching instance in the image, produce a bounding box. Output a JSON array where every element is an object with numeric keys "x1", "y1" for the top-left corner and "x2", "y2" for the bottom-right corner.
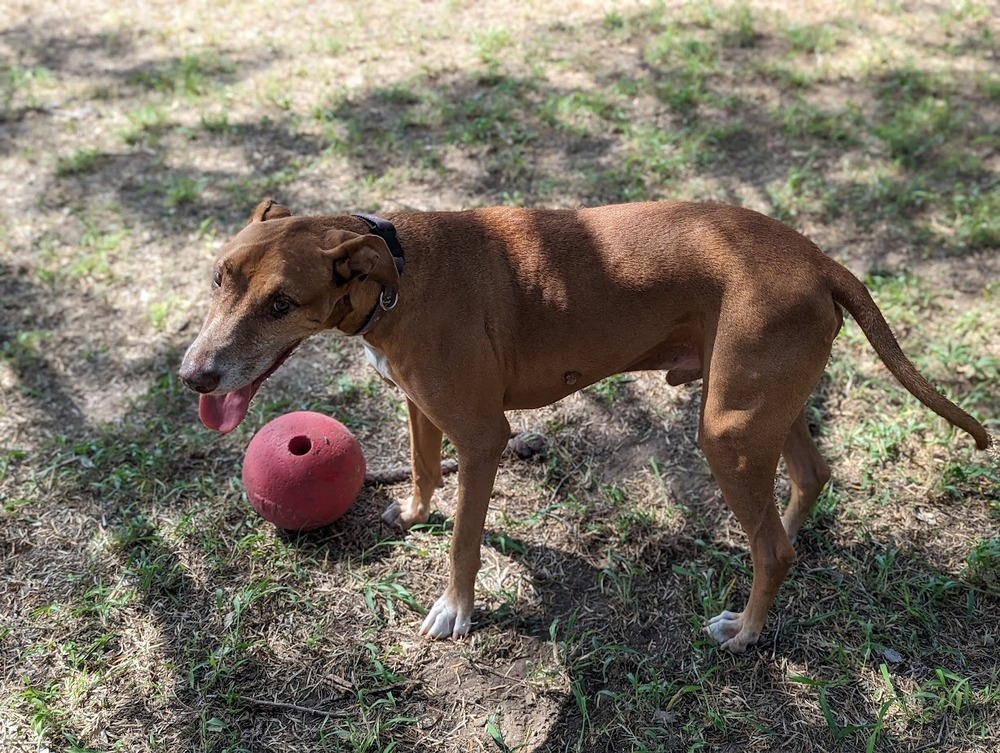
[{"x1": 1, "y1": 1, "x2": 998, "y2": 751}]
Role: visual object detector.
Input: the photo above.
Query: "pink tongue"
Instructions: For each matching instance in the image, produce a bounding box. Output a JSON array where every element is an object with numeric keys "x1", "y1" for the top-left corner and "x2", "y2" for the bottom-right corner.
[{"x1": 199, "y1": 387, "x2": 253, "y2": 434}]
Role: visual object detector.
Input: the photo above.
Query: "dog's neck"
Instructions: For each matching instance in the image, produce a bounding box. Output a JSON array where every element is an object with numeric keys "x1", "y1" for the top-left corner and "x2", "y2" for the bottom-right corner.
[
  {"x1": 349, "y1": 279, "x2": 400, "y2": 337},
  {"x1": 347, "y1": 212, "x2": 405, "y2": 338},
  {"x1": 326, "y1": 282, "x2": 382, "y2": 337}
]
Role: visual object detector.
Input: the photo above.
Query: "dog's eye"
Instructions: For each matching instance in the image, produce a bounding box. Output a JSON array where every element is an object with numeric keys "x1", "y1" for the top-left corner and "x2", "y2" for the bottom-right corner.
[
  {"x1": 271, "y1": 295, "x2": 292, "y2": 317},
  {"x1": 212, "y1": 268, "x2": 222, "y2": 289}
]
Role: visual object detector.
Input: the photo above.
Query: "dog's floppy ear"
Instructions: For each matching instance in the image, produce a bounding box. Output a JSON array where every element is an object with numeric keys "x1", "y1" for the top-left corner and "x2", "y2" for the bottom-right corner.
[
  {"x1": 248, "y1": 199, "x2": 293, "y2": 224},
  {"x1": 328, "y1": 235, "x2": 400, "y2": 288}
]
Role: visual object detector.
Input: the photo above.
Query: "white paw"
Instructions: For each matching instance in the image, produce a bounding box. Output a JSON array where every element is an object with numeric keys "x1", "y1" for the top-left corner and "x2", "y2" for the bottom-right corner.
[
  {"x1": 419, "y1": 592, "x2": 473, "y2": 640},
  {"x1": 381, "y1": 496, "x2": 427, "y2": 530},
  {"x1": 705, "y1": 610, "x2": 759, "y2": 652}
]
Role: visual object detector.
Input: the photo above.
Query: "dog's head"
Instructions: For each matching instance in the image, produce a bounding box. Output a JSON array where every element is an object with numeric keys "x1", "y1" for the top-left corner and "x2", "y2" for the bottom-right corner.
[{"x1": 179, "y1": 199, "x2": 399, "y2": 433}]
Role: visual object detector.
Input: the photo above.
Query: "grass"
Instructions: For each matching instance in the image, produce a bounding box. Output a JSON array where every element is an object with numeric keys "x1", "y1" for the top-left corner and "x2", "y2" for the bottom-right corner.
[
  {"x1": 127, "y1": 50, "x2": 235, "y2": 97},
  {"x1": 164, "y1": 175, "x2": 204, "y2": 207},
  {"x1": 784, "y1": 23, "x2": 841, "y2": 54},
  {"x1": 1, "y1": 1, "x2": 998, "y2": 751},
  {"x1": 55, "y1": 148, "x2": 103, "y2": 176},
  {"x1": 121, "y1": 104, "x2": 169, "y2": 146},
  {"x1": 778, "y1": 98, "x2": 863, "y2": 144},
  {"x1": 0, "y1": 63, "x2": 53, "y2": 118}
]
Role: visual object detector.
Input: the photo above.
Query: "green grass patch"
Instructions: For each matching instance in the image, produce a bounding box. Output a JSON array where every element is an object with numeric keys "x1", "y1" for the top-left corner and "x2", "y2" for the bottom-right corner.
[
  {"x1": 0, "y1": 63, "x2": 53, "y2": 116},
  {"x1": 199, "y1": 110, "x2": 234, "y2": 133},
  {"x1": 164, "y1": 175, "x2": 204, "y2": 208},
  {"x1": 1, "y1": 330, "x2": 53, "y2": 367},
  {"x1": 767, "y1": 163, "x2": 838, "y2": 223},
  {"x1": 55, "y1": 148, "x2": 103, "y2": 176},
  {"x1": 472, "y1": 27, "x2": 513, "y2": 68},
  {"x1": 121, "y1": 104, "x2": 169, "y2": 146},
  {"x1": 784, "y1": 23, "x2": 840, "y2": 54},
  {"x1": 778, "y1": 98, "x2": 863, "y2": 144},
  {"x1": 947, "y1": 186, "x2": 1000, "y2": 250},
  {"x1": 875, "y1": 95, "x2": 960, "y2": 167},
  {"x1": 128, "y1": 50, "x2": 235, "y2": 97}
]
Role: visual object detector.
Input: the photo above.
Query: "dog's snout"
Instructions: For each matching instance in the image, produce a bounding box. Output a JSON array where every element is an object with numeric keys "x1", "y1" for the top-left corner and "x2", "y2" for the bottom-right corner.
[{"x1": 179, "y1": 361, "x2": 221, "y2": 394}]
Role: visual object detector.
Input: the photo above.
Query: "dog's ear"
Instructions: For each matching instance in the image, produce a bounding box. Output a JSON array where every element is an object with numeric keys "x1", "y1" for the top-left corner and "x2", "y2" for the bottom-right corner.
[
  {"x1": 328, "y1": 235, "x2": 400, "y2": 288},
  {"x1": 248, "y1": 199, "x2": 293, "y2": 224}
]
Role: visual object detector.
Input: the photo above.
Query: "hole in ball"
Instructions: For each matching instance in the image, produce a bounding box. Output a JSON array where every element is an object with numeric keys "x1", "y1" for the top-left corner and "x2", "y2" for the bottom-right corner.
[{"x1": 288, "y1": 435, "x2": 312, "y2": 456}]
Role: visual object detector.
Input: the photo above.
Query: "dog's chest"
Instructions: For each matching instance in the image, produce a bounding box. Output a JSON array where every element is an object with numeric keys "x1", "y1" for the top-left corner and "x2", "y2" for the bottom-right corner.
[{"x1": 363, "y1": 343, "x2": 407, "y2": 395}]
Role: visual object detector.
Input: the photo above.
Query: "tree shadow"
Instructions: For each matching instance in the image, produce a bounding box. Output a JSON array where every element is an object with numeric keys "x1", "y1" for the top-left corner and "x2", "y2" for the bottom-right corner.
[
  {"x1": 0, "y1": 345, "x2": 439, "y2": 750},
  {"x1": 474, "y1": 504, "x2": 998, "y2": 751},
  {"x1": 0, "y1": 260, "x2": 91, "y2": 439}
]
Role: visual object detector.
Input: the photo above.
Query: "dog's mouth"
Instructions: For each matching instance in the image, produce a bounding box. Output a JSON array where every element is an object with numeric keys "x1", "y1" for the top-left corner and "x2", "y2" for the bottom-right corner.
[{"x1": 198, "y1": 342, "x2": 301, "y2": 434}]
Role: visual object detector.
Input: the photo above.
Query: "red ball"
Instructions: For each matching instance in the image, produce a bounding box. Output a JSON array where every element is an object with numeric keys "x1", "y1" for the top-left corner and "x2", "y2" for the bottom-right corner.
[{"x1": 241, "y1": 411, "x2": 366, "y2": 531}]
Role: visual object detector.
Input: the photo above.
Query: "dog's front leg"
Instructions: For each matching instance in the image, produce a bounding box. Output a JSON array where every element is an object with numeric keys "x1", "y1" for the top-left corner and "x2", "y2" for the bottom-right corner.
[
  {"x1": 420, "y1": 418, "x2": 510, "y2": 639},
  {"x1": 382, "y1": 399, "x2": 444, "y2": 530}
]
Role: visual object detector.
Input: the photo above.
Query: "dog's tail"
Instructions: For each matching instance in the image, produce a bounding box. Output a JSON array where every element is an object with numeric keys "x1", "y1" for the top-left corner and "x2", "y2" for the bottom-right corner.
[{"x1": 824, "y1": 258, "x2": 991, "y2": 451}]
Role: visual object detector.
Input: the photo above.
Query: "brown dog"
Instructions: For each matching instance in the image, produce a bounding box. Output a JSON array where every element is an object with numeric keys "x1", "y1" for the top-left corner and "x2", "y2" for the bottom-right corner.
[{"x1": 180, "y1": 199, "x2": 991, "y2": 652}]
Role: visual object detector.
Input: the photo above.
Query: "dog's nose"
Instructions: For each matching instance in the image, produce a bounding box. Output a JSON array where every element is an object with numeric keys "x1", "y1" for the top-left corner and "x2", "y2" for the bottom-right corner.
[{"x1": 179, "y1": 362, "x2": 220, "y2": 394}]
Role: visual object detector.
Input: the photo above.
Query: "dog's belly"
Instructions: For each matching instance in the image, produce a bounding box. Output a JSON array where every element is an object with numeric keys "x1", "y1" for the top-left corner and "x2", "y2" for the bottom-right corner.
[{"x1": 501, "y1": 340, "x2": 702, "y2": 410}]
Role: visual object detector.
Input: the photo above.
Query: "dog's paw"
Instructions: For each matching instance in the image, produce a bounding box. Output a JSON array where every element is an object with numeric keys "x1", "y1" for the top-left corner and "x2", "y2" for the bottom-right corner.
[
  {"x1": 419, "y1": 591, "x2": 473, "y2": 640},
  {"x1": 381, "y1": 497, "x2": 427, "y2": 531},
  {"x1": 705, "y1": 610, "x2": 760, "y2": 653}
]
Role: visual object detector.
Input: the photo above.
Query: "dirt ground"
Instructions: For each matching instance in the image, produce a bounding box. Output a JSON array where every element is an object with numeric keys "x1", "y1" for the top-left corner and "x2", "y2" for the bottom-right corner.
[{"x1": 1, "y1": 1, "x2": 998, "y2": 751}]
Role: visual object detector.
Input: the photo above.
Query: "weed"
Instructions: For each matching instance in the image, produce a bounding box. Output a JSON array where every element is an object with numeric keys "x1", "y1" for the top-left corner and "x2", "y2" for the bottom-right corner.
[
  {"x1": 147, "y1": 296, "x2": 180, "y2": 330},
  {"x1": 316, "y1": 33, "x2": 347, "y2": 55},
  {"x1": 121, "y1": 105, "x2": 169, "y2": 146},
  {"x1": 128, "y1": 51, "x2": 234, "y2": 97},
  {"x1": 19, "y1": 683, "x2": 64, "y2": 743},
  {"x1": 767, "y1": 164, "x2": 837, "y2": 222},
  {"x1": 473, "y1": 28, "x2": 512, "y2": 68},
  {"x1": 785, "y1": 23, "x2": 840, "y2": 54},
  {"x1": 758, "y1": 63, "x2": 818, "y2": 88},
  {"x1": 942, "y1": 0, "x2": 992, "y2": 22},
  {"x1": 948, "y1": 187, "x2": 1000, "y2": 250},
  {"x1": 199, "y1": 111, "x2": 234, "y2": 133},
  {"x1": 1, "y1": 330, "x2": 53, "y2": 367},
  {"x1": 721, "y1": 2, "x2": 759, "y2": 48},
  {"x1": 261, "y1": 79, "x2": 292, "y2": 110},
  {"x1": 879, "y1": 67, "x2": 947, "y2": 103},
  {"x1": 645, "y1": 28, "x2": 719, "y2": 112},
  {"x1": 446, "y1": 76, "x2": 538, "y2": 148},
  {"x1": 583, "y1": 374, "x2": 634, "y2": 406},
  {"x1": 358, "y1": 572, "x2": 424, "y2": 624},
  {"x1": 542, "y1": 90, "x2": 628, "y2": 135},
  {"x1": 164, "y1": 175, "x2": 204, "y2": 207},
  {"x1": 55, "y1": 148, "x2": 102, "y2": 176},
  {"x1": 964, "y1": 538, "x2": 1000, "y2": 591},
  {"x1": 875, "y1": 96, "x2": 959, "y2": 166},
  {"x1": 603, "y1": 10, "x2": 626, "y2": 32},
  {"x1": 0, "y1": 64, "x2": 52, "y2": 116},
  {"x1": 980, "y1": 73, "x2": 1000, "y2": 102},
  {"x1": 919, "y1": 668, "x2": 972, "y2": 714},
  {"x1": 779, "y1": 99, "x2": 863, "y2": 144}
]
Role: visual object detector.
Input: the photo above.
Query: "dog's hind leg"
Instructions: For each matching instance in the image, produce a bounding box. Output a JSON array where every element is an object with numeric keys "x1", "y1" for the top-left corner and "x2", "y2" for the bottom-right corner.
[
  {"x1": 780, "y1": 408, "x2": 831, "y2": 542},
  {"x1": 699, "y1": 404, "x2": 796, "y2": 653},
  {"x1": 698, "y1": 312, "x2": 834, "y2": 652}
]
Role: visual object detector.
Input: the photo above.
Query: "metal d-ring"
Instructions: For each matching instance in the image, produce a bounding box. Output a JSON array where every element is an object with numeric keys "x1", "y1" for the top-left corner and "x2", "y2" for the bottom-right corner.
[{"x1": 380, "y1": 288, "x2": 399, "y2": 311}]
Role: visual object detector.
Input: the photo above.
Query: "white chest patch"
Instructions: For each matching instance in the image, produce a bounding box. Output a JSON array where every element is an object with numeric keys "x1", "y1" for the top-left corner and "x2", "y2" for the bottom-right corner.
[{"x1": 363, "y1": 343, "x2": 398, "y2": 388}]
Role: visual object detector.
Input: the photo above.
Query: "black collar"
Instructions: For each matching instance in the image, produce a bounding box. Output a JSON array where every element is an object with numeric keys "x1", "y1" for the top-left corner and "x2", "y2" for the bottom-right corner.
[{"x1": 350, "y1": 213, "x2": 405, "y2": 337}]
